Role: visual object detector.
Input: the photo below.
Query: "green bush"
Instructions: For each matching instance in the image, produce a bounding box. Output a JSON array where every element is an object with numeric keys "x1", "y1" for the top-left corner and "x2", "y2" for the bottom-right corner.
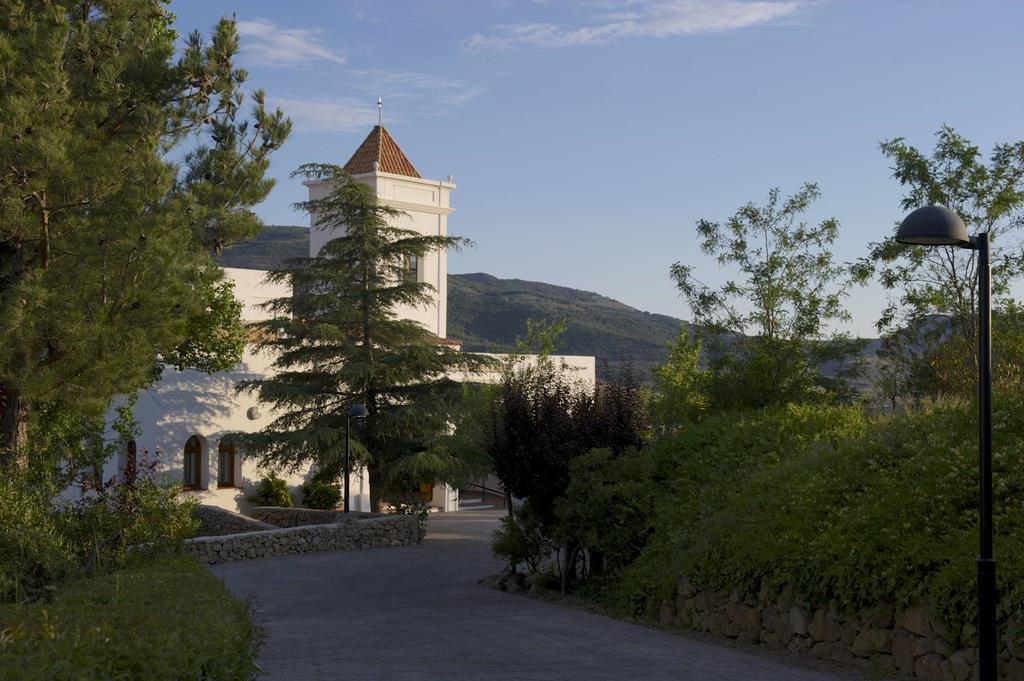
[
  {"x1": 61, "y1": 477, "x2": 199, "y2": 571},
  {"x1": 301, "y1": 478, "x2": 341, "y2": 510},
  {"x1": 492, "y1": 502, "x2": 554, "y2": 574},
  {"x1": 0, "y1": 556, "x2": 262, "y2": 681},
  {"x1": 555, "y1": 447, "x2": 658, "y2": 581},
  {"x1": 247, "y1": 473, "x2": 293, "y2": 507},
  {"x1": 609, "y1": 394, "x2": 1024, "y2": 639},
  {"x1": 0, "y1": 469, "x2": 198, "y2": 603},
  {"x1": 0, "y1": 473, "x2": 74, "y2": 603}
]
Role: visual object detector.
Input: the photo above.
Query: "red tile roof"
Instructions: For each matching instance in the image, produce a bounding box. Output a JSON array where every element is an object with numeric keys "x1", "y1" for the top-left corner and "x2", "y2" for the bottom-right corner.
[{"x1": 343, "y1": 126, "x2": 421, "y2": 178}]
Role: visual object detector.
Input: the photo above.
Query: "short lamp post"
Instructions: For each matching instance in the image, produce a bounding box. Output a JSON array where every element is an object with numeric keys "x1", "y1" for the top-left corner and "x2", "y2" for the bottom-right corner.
[
  {"x1": 344, "y1": 404, "x2": 369, "y2": 513},
  {"x1": 895, "y1": 205, "x2": 996, "y2": 680}
]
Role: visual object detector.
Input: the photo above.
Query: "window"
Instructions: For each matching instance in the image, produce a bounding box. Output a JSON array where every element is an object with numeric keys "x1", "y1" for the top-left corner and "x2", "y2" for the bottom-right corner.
[
  {"x1": 183, "y1": 436, "x2": 202, "y2": 490},
  {"x1": 218, "y1": 438, "x2": 236, "y2": 487},
  {"x1": 402, "y1": 254, "x2": 419, "y2": 284}
]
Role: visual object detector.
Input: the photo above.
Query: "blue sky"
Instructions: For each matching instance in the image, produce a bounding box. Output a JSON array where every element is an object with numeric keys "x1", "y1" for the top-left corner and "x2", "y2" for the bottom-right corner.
[{"x1": 172, "y1": 1, "x2": 1024, "y2": 338}]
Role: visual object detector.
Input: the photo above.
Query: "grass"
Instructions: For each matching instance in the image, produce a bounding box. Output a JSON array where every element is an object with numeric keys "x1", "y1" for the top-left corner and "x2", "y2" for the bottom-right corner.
[{"x1": 0, "y1": 556, "x2": 261, "y2": 681}]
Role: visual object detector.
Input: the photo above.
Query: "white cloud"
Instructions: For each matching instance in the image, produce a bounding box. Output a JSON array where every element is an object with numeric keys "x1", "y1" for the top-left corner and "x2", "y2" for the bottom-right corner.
[
  {"x1": 464, "y1": 0, "x2": 804, "y2": 50},
  {"x1": 237, "y1": 19, "x2": 347, "y2": 67},
  {"x1": 351, "y1": 70, "x2": 485, "y2": 107},
  {"x1": 270, "y1": 97, "x2": 378, "y2": 133}
]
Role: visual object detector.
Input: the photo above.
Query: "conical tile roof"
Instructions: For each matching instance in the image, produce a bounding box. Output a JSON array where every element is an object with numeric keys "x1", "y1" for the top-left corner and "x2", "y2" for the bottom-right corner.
[{"x1": 343, "y1": 125, "x2": 421, "y2": 178}]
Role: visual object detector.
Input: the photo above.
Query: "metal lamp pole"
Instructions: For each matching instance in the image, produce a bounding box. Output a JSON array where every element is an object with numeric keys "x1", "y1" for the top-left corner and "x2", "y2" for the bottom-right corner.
[
  {"x1": 895, "y1": 207, "x2": 996, "y2": 680},
  {"x1": 974, "y1": 231, "x2": 996, "y2": 681},
  {"x1": 344, "y1": 404, "x2": 368, "y2": 513}
]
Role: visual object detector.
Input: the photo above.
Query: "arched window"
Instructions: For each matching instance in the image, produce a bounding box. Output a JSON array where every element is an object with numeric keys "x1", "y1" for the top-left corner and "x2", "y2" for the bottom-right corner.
[
  {"x1": 217, "y1": 438, "x2": 237, "y2": 487},
  {"x1": 183, "y1": 436, "x2": 202, "y2": 490}
]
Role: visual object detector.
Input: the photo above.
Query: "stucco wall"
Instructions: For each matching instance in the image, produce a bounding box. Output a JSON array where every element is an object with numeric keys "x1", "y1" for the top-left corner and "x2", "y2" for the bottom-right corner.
[{"x1": 185, "y1": 514, "x2": 425, "y2": 565}]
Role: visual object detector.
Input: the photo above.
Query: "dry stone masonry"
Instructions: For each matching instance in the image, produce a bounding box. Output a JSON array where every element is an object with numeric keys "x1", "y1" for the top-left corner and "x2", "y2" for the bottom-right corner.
[
  {"x1": 662, "y1": 576, "x2": 1024, "y2": 681},
  {"x1": 248, "y1": 506, "x2": 378, "y2": 527},
  {"x1": 186, "y1": 513, "x2": 424, "y2": 565},
  {"x1": 194, "y1": 505, "x2": 277, "y2": 536}
]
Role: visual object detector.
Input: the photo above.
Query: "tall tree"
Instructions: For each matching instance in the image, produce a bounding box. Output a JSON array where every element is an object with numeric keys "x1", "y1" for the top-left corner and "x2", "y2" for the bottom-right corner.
[
  {"x1": 671, "y1": 183, "x2": 856, "y2": 408},
  {"x1": 0, "y1": 2, "x2": 290, "y2": 460},
  {"x1": 239, "y1": 164, "x2": 487, "y2": 510},
  {"x1": 857, "y1": 125, "x2": 1024, "y2": 396}
]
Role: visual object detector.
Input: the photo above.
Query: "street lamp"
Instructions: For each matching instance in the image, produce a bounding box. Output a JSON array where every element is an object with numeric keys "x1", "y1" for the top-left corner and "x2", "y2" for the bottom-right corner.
[
  {"x1": 895, "y1": 205, "x2": 995, "y2": 680},
  {"x1": 344, "y1": 403, "x2": 369, "y2": 513}
]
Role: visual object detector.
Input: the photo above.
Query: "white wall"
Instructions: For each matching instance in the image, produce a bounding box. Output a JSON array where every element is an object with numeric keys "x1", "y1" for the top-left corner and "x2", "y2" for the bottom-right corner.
[
  {"x1": 96, "y1": 268, "x2": 372, "y2": 513},
  {"x1": 450, "y1": 353, "x2": 597, "y2": 390}
]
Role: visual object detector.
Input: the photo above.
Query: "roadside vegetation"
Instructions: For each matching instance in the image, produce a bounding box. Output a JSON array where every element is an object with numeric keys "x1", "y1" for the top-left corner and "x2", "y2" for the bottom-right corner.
[
  {"x1": 476, "y1": 126, "x2": 1024, "y2": 645},
  {"x1": 0, "y1": 3, "x2": 287, "y2": 677}
]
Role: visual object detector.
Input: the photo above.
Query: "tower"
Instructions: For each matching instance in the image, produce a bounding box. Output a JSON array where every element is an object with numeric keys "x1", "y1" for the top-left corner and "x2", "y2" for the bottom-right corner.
[{"x1": 304, "y1": 125, "x2": 455, "y2": 338}]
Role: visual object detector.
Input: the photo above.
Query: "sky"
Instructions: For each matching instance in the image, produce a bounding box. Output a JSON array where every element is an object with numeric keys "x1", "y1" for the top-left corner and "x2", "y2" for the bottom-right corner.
[{"x1": 170, "y1": 0, "x2": 1024, "y2": 338}]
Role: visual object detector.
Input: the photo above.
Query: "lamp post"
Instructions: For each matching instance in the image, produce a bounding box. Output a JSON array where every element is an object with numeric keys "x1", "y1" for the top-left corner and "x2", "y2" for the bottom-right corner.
[
  {"x1": 344, "y1": 403, "x2": 369, "y2": 513},
  {"x1": 895, "y1": 205, "x2": 995, "y2": 680}
]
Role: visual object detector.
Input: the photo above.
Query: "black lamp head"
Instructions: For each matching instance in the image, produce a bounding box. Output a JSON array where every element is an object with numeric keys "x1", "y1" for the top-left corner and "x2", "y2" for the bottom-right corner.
[
  {"x1": 347, "y1": 404, "x2": 369, "y2": 419},
  {"x1": 896, "y1": 205, "x2": 969, "y2": 247}
]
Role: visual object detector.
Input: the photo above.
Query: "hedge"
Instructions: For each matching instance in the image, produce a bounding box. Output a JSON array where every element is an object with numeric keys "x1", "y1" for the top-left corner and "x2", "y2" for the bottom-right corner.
[
  {"x1": 0, "y1": 556, "x2": 261, "y2": 681},
  {"x1": 610, "y1": 395, "x2": 1024, "y2": 640}
]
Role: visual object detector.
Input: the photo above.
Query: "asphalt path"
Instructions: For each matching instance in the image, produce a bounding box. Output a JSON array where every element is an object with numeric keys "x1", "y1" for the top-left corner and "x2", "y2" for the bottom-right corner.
[{"x1": 213, "y1": 510, "x2": 870, "y2": 681}]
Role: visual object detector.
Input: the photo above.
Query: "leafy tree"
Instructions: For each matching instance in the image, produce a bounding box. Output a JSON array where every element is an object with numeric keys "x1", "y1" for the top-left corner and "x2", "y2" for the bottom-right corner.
[
  {"x1": 651, "y1": 327, "x2": 707, "y2": 427},
  {"x1": 0, "y1": 2, "x2": 290, "y2": 460},
  {"x1": 486, "y1": 321, "x2": 647, "y2": 590},
  {"x1": 857, "y1": 125, "x2": 1024, "y2": 397},
  {"x1": 670, "y1": 183, "x2": 856, "y2": 408},
  {"x1": 238, "y1": 165, "x2": 486, "y2": 511}
]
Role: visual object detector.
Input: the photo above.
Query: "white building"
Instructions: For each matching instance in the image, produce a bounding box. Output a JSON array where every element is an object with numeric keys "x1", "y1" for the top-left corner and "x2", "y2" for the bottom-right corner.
[{"x1": 99, "y1": 125, "x2": 595, "y2": 514}]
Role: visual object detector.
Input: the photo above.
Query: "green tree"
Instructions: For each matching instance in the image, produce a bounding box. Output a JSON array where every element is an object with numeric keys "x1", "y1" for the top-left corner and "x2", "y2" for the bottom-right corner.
[
  {"x1": 671, "y1": 183, "x2": 856, "y2": 408},
  {"x1": 238, "y1": 164, "x2": 487, "y2": 511},
  {"x1": 857, "y1": 125, "x2": 1024, "y2": 397},
  {"x1": 651, "y1": 326, "x2": 707, "y2": 427},
  {"x1": 0, "y1": 2, "x2": 290, "y2": 460}
]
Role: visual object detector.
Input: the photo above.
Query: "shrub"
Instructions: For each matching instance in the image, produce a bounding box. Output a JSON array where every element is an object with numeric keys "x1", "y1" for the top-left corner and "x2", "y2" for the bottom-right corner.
[
  {"x1": 607, "y1": 401, "x2": 871, "y2": 616},
  {"x1": 555, "y1": 447, "x2": 658, "y2": 581},
  {"x1": 492, "y1": 502, "x2": 554, "y2": 575},
  {"x1": 0, "y1": 473, "x2": 74, "y2": 603},
  {"x1": 301, "y1": 479, "x2": 341, "y2": 510},
  {"x1": 1, "y1": 467, "x2": 198, "y2": 603},
  {"x1": 61, "y1": 477, "x2": 199, "y2": 572},
  {"x1": 246, "y1": 473, "x2": 293, "y2": 507},
  {"x1": 0, "y1": 556, "x2": 262, "y2": 681},
  {"x1": 609, "y1": 393, "x2": 1024, "y2": 639}
]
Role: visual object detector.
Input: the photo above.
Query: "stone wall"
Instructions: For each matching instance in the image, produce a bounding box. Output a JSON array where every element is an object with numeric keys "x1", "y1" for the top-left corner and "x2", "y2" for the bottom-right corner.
[
  {"x1": 662, "y1": 576, "x2": 1024, "y2": 681},
  {"x1": 248, "y1": 506, "x2": 379, "y2": 527},
  {"x1": 185, "y1": 514, "x2": 424, "y2": 565},
  {"x1": 194, "y1": 505, "x2": 276, "y2": 536}
]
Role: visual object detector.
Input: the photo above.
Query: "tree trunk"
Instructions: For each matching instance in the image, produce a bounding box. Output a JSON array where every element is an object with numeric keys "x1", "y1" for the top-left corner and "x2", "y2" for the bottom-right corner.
[{"x1": 0, "y1": 384, "x2": 29, "y2": 467}]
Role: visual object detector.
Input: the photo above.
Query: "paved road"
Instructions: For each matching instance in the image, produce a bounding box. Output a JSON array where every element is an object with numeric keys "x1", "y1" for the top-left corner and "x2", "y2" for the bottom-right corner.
[{"x1": 213, "y1": 510, "x2": 864, "y2": 681}]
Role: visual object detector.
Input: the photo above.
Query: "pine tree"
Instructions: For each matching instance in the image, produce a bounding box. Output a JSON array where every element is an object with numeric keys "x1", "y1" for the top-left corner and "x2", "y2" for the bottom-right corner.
[
  {"x1": 0, "y1": 2, "x2": 291, "y2": 461},
  {"x1": 239, "y1": 164, "x2": 490, "y2": 511}
]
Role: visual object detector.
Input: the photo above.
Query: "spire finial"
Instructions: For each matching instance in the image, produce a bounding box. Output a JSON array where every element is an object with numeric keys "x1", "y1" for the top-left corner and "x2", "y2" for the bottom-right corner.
[{"x1": 377, "y1": 97, "x2": 382, "y2": 127}]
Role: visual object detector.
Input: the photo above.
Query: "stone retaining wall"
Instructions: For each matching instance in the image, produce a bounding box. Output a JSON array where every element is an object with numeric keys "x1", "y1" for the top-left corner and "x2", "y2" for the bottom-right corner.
[
  {"x1": 662, "y1": 576, "x2": 1024, "y2": 681},
  {"x1": 194, "y1": 505, "x2": 276, "y2": 536},
  {"x1": 185, "y1": 514, "x2": 424, "y2": 565},
  {"x1": 248, "y1": 506, "x2": 379, "y2": 527}
]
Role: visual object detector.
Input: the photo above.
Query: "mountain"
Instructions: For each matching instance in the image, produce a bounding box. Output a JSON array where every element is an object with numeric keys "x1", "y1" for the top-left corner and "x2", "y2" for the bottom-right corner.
[
  {"x1": 216, "y1": 225, "x2": 308, "y2": 270},
  {"x1": 214, "y1": 226, "x2": 883, "y2": 389},
  {"x1": 448, "y1": 273, "x2": 685, "y2": 380},
  {"x1": 215, "y1": 226, "x2": 684, "y2": 380}
]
